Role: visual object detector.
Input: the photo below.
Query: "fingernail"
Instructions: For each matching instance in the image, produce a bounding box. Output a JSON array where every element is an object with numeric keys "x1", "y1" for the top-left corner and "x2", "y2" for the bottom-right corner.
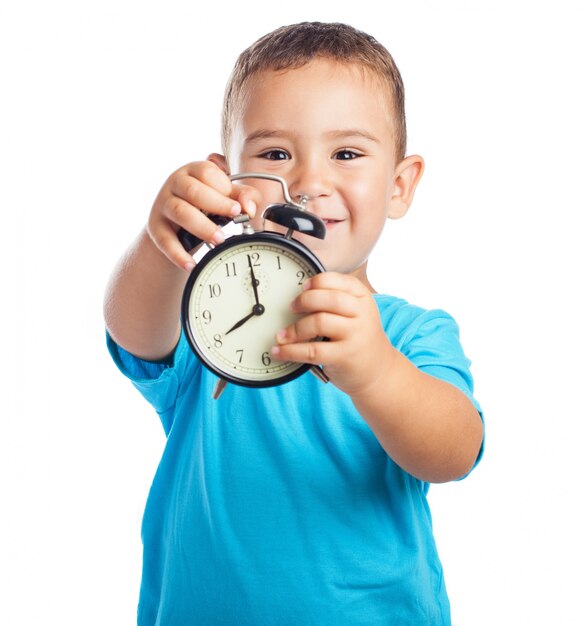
[
  {"x1": 183, "y1": 261, "x2": 195, "y2": 272},
  {"x1": 212, "y1": 230, "x2": 226, "y2": 245},
  {"x1": 246, "y1": 200, "x2": 257, "y2": 218},
  {"x1": 271, "y1": 345, "x2": 281, "y2": 357},
  {"x1": 302, "y1": 279, "x2": 312, "y2": 291},
  {"x1": 230, "y1": 204, "x2": 241, "y2": 216},
  {"x1": 276, "y1": 329, "x2": 287, "y2": 343}
]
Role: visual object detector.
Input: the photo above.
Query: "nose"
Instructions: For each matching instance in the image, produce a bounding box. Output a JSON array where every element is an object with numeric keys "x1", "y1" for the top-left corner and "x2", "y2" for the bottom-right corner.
[{"x1": 287, "y1": 158, "x2": 333, "y2": 203}]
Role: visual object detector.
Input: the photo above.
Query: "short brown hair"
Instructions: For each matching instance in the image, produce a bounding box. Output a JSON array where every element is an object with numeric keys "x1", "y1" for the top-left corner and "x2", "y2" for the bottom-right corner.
[{"x1": 221, "y1": 22, "x2": 407, "y2": 161}]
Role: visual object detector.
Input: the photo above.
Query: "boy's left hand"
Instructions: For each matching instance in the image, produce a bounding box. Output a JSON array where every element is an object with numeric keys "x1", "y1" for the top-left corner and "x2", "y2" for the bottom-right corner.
[{"x1": 271, "y1": 272, "x2": 393, "y2": 396}]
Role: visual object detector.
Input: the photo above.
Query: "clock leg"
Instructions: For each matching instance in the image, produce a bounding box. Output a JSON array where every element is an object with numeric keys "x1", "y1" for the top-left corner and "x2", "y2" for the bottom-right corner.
[
  {"x1": 212, "y1": 378, "x2": 229, "y2": 400},
  {"x1": 309, "y1": 366, "x2": 329, "y2": 384}
]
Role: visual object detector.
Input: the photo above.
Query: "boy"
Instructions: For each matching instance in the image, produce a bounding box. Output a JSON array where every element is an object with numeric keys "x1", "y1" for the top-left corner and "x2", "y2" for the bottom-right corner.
[{"x1": 104, "y1": 22, "x2": 484, "y2": 625}]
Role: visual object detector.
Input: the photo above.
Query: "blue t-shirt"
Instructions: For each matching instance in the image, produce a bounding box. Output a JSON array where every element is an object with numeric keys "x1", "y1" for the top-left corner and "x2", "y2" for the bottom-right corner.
[{"x1": 107, "y1": 294, "x2": 483, "y2": 625}]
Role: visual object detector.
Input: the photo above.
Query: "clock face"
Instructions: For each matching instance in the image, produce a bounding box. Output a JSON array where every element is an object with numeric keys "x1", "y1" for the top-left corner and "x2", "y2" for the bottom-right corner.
[{"x1": 181, "y1": 232, "x2": 325, "y2": 387}]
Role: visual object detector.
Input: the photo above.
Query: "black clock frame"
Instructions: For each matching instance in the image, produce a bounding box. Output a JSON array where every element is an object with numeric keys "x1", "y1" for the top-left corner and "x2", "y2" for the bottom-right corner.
[{"x1": 181, "y1": 230, "x2": 326, "y2": 388}]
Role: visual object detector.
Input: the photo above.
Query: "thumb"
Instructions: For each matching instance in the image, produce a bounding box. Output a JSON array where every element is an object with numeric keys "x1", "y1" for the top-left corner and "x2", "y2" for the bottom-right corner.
[
  {"x1": 206, "y1": 153, "x2": 262, "y2": 219},
  {"x1": 230, "y1": 183, "x2": 262, "y2": 219}
]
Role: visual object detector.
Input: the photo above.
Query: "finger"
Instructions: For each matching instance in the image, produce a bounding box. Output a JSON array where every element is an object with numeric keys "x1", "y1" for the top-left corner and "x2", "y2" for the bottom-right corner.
[
  {"x1": 291, "y1": 288, "x2": 360, "y2": 318},
  {"x1": 230, "y1": 183, "x2": 263, "y2": 219},
  {"x1": 201, "y1": 156, "x2": 263, "y2": 218},
  {"x1": 147, "y1": 216, "x2": 200, "y2": 271},
  {"x1": 302, "y1": 272, "x2": 370, "y2": 298},
  {"x1": 171, "y1": 171, "x2": 241, "y2": 218},
  {"x1": 159, "y1": 195, "x2": 227, "y2": 247},
  {"x1": 277, "y1": 312, "x2": 345, "y2": 345},
  {"x1": 185, "y1": 160, "x2": 233, "y2": 196},
  {"x1": 271, "y1": 337, "x2": 338, "y2": 366}
]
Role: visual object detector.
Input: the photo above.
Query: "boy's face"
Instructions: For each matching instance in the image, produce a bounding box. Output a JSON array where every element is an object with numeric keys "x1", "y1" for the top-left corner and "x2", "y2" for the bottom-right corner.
[{"x1": 226, "y1": 59, "x2": 412, "y2": 282}]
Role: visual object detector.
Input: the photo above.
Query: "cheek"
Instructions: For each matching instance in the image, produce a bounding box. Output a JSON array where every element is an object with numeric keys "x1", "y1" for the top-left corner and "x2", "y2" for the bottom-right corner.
[
  {"x1": 345, "y1": 174, "x2": 390, "y2": 218},
  {"x1": 256, "y1": 180, "x2": 286, "y2": 203}
]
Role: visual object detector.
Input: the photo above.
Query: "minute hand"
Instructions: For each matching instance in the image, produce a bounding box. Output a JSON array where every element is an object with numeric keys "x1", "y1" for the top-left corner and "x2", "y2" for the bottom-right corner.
[
  {"x1": 225, "y1": 257, "x2": 265, "y2": 335},
  {"x1": 248, "y1": 255, "x2": 261, "y2": 306}
]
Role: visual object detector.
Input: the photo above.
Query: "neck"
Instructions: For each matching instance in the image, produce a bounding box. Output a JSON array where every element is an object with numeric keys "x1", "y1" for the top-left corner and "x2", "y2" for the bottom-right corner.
[{"x1": 350, "y1": 262, "x2": 377, "y2": 294}]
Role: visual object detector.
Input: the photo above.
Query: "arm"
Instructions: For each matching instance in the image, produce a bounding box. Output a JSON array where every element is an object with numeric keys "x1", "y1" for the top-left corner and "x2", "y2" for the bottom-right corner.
[
  {"x1": 103, "y1": 227, "x2": 187, "y2": 361},
  {"x1": 103, "y1": 159, "x2": 259, "y2": 361},
  {"x1": 350, "y1": 349, "x2": 483, "y2": 483},
  {"x1": 272, "y1": 272, "x2": 483, "y2": 483}
]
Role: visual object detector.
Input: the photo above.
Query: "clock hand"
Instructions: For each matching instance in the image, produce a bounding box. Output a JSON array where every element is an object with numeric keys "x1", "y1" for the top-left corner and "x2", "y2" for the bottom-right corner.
[
  {"x1": 225, "y1": 303, "x2": 265, "y2": 335},
  {"x1": 225, "y1": 259, "x2": 265, "y2": 336},
  {"x1": 247, "y1": 255, "x2": 261, "y2": 306},
  {"x1": 225, "y1": 311, "x2": 255, "y2": 335}
]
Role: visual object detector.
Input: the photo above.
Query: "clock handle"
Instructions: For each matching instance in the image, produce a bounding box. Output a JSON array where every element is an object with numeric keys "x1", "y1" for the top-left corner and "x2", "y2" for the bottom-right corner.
[
  {"x1": 177, "y1": 172, "x2": 266, "y2": 252},
  {"x1": 178, "y1": 172, "x2": 310, "y2": 252}
]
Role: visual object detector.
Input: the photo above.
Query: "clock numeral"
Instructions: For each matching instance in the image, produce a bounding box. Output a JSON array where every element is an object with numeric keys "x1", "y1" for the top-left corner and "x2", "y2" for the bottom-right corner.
[
  {"x1": 213, "y1": 334, "x2": 223, "y2": 348},
  {"x1": 296, "y1": 270, "x2": 306, "y2": 285},
  {"x1": 250, "y1": 252, "x2": 261, "y2": 266},
  {"x1": 202, "y1": 310, "x2": 212, "y2": 324},
  {"x1": 262, "y1": 352, "x2": 271, "y2": 367},
  {"x1": 225, "y1": 262, "x2": 237, "y2": 277},
  {"x1": 208, "y1": 283, "x2": 222, "y2": 298},
  {"x1": 236, "y1": 349, "x2": 244, "y2": 363},
  {"x1": 276, "y1": 255, "x2": 282, "y2": 270}
]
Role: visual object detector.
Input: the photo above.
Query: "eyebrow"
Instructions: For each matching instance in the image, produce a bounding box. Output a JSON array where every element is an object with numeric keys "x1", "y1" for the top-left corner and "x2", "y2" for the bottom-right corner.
[
  {"x1": 245, "y1": 129, "x2": 297, "y2": 144},
  {"x1": 325, "y1": 129, "x2": 380, "y2": 143},
  {"x1": 244, "y1": 128, "x2": 380, "y2": 144}
]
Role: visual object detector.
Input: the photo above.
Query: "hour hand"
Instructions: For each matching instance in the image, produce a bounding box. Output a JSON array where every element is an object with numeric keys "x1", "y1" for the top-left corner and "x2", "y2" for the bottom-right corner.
[
  {"x1": 225, "y1": 310, "x2": 255, "y2": 335},
  {"x1": 225, "y1": 303, "x2": 265, "y2": 335}
]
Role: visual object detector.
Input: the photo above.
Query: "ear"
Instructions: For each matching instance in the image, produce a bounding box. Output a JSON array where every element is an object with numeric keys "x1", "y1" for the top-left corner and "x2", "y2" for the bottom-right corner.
[
  {"x1": 388, "y1": 155, "x2": 425, "y2": 219},
  {"x1": 207, "y1": 153, "x2": 230, "y2": 174}
]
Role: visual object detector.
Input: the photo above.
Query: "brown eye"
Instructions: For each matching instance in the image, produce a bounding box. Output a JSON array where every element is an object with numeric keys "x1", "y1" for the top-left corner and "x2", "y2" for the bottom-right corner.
[
  {"x1": 261, "y1": 150, "x2": 289, "y2": 161},
  {"x1": 335, "y1": 150, "x2": 359, "y2": 160}
]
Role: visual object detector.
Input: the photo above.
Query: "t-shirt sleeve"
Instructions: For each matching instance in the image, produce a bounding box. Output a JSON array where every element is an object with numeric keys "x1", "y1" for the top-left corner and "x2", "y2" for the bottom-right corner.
[
  {"x1": 399, "y1": 311, "x2": 479, "y2": 403},
  {"x1": 391, "y1": 308, "x2": 485, "y2": 474},
  {"x1": 106, "y1": 330, "x2": 196, "y2": 434}
]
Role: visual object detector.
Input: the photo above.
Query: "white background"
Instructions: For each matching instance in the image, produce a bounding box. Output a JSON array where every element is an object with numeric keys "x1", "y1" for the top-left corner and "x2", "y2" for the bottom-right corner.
[{"x1": 1, "y1": 1, "x2": 584, "y2": 624}]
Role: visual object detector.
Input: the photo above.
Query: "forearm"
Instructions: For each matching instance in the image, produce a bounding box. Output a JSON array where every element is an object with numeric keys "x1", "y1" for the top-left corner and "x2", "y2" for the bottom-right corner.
[
  {"x1": 351, "y1": 346, "x2": 483, "y2": 483},
  {"x1": 103, "y1": 227, "x2": 189, "y2": 360}
]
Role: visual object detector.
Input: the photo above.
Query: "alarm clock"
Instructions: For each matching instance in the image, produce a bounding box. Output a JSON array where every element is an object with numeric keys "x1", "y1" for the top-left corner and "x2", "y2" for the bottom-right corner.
[{"x1": 178, "y1": 173, "x2": 329, "y2": 399}]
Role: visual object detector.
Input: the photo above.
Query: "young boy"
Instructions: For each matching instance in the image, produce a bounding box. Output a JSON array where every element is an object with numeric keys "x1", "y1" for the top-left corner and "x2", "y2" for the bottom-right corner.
[{"x1": 104, "y1": 22, "x2": 484, "y2": 625}]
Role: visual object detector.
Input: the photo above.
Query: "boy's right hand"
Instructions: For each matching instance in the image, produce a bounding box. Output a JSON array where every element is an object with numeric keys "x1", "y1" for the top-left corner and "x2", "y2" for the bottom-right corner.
[{"x1": 147, "y1": 159, "x2": 261, "y2": 272}]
